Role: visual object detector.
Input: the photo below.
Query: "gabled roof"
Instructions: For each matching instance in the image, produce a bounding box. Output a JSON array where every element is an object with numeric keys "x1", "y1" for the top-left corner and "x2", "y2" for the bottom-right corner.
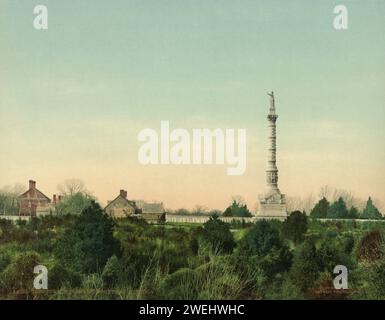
[
  {"x1": 135, "y1": 200, "x2": 165, "y2": 214},
  {"x1": 19, "y1": 188, "x2": 51, "y2": 201},
  {"x1": 104, "y1": 194, "x2": 137, "y2": 210}
]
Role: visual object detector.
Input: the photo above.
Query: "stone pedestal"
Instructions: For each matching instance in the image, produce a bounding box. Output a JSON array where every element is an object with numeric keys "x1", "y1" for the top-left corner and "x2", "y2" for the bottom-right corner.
[{"x1": 257, "y1": 189, "x2": 287, "y2": 219}]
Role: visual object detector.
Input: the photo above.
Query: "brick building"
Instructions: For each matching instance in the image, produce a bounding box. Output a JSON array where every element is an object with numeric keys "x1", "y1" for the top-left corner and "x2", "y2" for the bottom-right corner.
[{"x1": 18, "y1": 180, "x2": 51, "y2": 216}]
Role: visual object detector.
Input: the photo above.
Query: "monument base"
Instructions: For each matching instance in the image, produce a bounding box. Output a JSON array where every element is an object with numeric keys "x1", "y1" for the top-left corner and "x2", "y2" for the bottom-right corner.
[
  {"x1": 257, "y1": 190, "x2": 287, "y2": 220},
  {"x1": 257, "y1": 203, "x2": 287, "y2": 220}
]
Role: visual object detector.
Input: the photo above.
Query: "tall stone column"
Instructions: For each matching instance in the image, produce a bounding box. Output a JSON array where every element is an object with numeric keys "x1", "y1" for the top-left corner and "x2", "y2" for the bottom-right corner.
[
  {"x1": 267, "y1": 92, "x2": 279, "y2": 192},
  {"x1": 257, "y1": 92, "x2": 287, "y2": 219}
]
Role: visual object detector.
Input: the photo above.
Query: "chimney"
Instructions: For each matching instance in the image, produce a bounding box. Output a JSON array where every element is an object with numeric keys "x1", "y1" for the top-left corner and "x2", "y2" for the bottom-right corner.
[
  {"x1": 53, "y1": 194, "x2": 57, "y2": 204},
  {"x1": 120, "y1": 189, "x2": 127, "y2": 198},
  {"x1": 29, "y1": 180, "x2": 36, "y2": 190}
]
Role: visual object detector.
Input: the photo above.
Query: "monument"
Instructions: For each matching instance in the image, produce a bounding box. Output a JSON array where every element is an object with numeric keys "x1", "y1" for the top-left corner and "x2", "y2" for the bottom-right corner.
[{"x1": 257, "y1": 92, "x2": 287, "y2": 219}]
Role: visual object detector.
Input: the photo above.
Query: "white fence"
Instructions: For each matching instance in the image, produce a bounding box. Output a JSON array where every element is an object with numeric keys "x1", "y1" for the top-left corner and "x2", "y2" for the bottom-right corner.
[
  {"x1": 0, "y1": 215, "x2": 31, "y2": 222},
  {"x1": 166, "y1": 215, "x2": 257, "y2": 224},
  {"x1": 1, "y1": 214, "x2": 384, "y2": 224}
]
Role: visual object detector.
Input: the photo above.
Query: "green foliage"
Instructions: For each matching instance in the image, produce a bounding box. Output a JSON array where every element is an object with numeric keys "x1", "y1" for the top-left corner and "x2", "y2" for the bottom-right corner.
[
  {"x1": 360, "y1": 197, "x2": 382, "y2": 219},
  {"x1": 347, "y1": 206, "x2": 359, "y2": 219},
  {"x1": 0, "y1": 252, "x2": 11, "y2": 273},
  {"x1": 223, "y1": 200, "x2": 252, "y2": 217},
  {"x1": 158, "y1": 257, "x2": 257, "y2": 300},
  {"x1": 238, "y1": 220, "x2": 292, "y2": 278},
  {"x1": 2, "y1": 198, "x2": 385, "y2": 299},
  {"x1": 317, "y1": 239, "x2": 354, "y2": 274},
  {"x1": 55, "y1": 192, "x2": 94, "y2": 216},
  {"x1": 102, "y1": 255, "x2": 122, "y2": 289},
  {"x1": 364, "y1": 260, "x2": 385, "y2": 299},
  {"x1": 282, "y1": 211, "x2": 308, "y2": 244},
  {"x1": 158, "y1": 268, "x2": 198, "y2": 300},
  {"x1": 327, "y1": 197, "x2": 348, "y2": 219},
  {"x1": 199, "y1": 215, "x2": 235, "y2": 254},
  {"x1": 55, "y1": 201, "x2": 118, "y2": 274},
  {"x1": 350, "y1": 260, "x2": 385, "y2": 300},
  {"x1": 0, "y1": 251, "x2": 41, "y2": 297},
  {"x1": 289, "y1": 241, "x2": 320, "y2": 293},
  {"x1": 238, "y1": 220, "x2": 283, "y2": 256},
  {"x1": 49, "y1": 262, "x2": 82, "y2": 289},
  {"x1": 310, "y1": 197, "x2": 329, "y2": 218}
]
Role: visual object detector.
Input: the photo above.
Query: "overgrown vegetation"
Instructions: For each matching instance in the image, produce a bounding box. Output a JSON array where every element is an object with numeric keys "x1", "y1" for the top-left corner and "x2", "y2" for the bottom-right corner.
[{"x1": 1, "y1": 200, "x2": 385, "y2": 300}]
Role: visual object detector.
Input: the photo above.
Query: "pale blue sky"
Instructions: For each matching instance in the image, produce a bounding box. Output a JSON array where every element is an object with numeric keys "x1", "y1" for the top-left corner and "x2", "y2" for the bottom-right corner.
[{"x1": 0, "y1": 0, "x2": 384, "y2": 210}]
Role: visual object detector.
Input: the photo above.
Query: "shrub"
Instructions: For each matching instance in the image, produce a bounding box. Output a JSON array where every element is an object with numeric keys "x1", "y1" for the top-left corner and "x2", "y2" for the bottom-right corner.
[
  {"x1": 0, "y1": 251, "x2": 11, "y2": 273},
  {"x1": 289, "y1": 241, "x2": 320, "y2": 294},
  {"x1": 0, "y1": 251, "x2": 41, "y2": 297},
  {"x1": 282, "y1": 211, "x2": 308, "y2": 244},
  {"x1": 102, "y1": 255, "x2": 122, "y2": 289},
  {"x1": 55, "y1": 201, "x2": 118, "y2": 274},
  {"x1": 158, "y1": 268, "x2": 198, "y2": 300},
  {"x1": 199, "y1": 215, "x2": 235, "y2": 254}
]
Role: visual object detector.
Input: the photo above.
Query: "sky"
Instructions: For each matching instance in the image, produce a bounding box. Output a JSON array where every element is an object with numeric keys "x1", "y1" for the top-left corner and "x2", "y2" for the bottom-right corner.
[{"x1": 0, "y1": 0, "x2": 384, "y2": 211}]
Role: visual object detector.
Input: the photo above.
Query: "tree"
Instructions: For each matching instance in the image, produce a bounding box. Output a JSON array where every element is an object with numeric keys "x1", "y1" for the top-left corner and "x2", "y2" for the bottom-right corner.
[
  {"x1": 239, "y1": 220, "x2": 283, "y2": 256},
  {"x1": 327, "y1": 197, "x2": 348, "y2": 219},
  {"x1": 0, "y1": 184, "x2": 24, "y2": 215},
  {"x1": 55, "y1": 201, "x2": 118, "y2": 274},
  {"x1": 223, "y1": 200, "x2": 252, "y2": 217},
  {"x1": 360, "y1": 197, "x2": 382, "y2": 219},
  {"x1": 347, "y1": 206, "x2": 359, "y2": 219},
  {"x1": 55, "y1": 192, "x2": 94, "y2": 215},
  {"x1": 192, "y1": 205, "x2": 209, "y2": 215},
  {"x1": 318, "y1": 185, "x2": 364, "y2": 209},
  {"x1": 282, "y1": 211, "x2": 308, "y2": 244},
  {"x1": 199, "y1": 215, "x2": 236, "y2": 254},
  {"x1": 290, "y1": 241, "x2": 320, "y2": 293},
  {"x1": 172, "y1": 208, "x2": 191, "y2": 215},
  {"x1": 310, "y1": 197, "x2": 329, "y2": 219},
  {"x1": 238, "y1": 220, "x2": 292, "y2": 277},
  {"x1": 57, "y1": 179, "x2": 87, "y2": 197}
]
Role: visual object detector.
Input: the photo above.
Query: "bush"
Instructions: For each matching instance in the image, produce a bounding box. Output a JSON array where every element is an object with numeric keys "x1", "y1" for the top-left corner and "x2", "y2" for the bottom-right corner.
[
  {"x1": 238, "y1": 220, "x2": 292, "y2": 279},
  {"x1": 49, "y1": 262, "x2": 82, "y2": 290},
  {"x1": 199, "y1": 215, "x2": 235, "y2": 254},
  {"x1": 0, "y1": 251, "x2": 41, "y2": 297},
  {"x1": 102, "y1": 255, "x2": 122, "y2": 289},
  {"x1": 55, "y1": 201, "x2": 118, "y2": 274},
  {"x1": 282, "y1": 211, "x2": 308, "y2": 244},
  {"x1": 289, "y1": 241, "x2": 320, "y2": 294},
  {"x1": 158, "y1": 268, "x2": 198, "y2": 300},
  {"x1": 158, "y1": 257, "x2": 257, "y2": 300},
  {"x1": 0, "y1": 252, "x2": 11, "y2": 273},
  {"x1": 238, "y1": 220, "x2": 283, "y2": 256}
]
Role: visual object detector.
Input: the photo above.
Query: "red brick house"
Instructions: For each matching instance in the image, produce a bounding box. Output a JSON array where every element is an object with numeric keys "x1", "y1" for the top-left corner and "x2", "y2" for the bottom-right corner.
[{"x1": 18, "y1": 180, "x2": 51, "y2": 216}]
